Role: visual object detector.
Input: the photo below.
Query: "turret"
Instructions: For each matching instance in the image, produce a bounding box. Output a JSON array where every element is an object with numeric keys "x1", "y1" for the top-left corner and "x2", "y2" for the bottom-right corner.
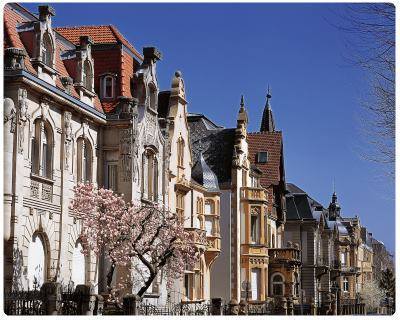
[
  {"x1": 328, "y1": 191, "x2": 341, "y2": 220},
  {"x1": 260, "y1": 86, "x2": 275, "y2": 132}
]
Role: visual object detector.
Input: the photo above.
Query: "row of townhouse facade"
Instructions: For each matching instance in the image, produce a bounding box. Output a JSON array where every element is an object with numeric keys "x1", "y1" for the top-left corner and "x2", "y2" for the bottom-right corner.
[{"x1": 4, "y1": 3, "x2": 393, "y2": 313}]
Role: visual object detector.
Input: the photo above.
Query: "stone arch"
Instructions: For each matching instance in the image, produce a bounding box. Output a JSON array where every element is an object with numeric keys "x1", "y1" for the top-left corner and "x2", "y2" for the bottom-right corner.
[
  {"x1": 21, "y1": 210, "x2": 58, "y2": 286},
  {"x1": 270, "y1": 272, "x2": 285, "y2": 297}
]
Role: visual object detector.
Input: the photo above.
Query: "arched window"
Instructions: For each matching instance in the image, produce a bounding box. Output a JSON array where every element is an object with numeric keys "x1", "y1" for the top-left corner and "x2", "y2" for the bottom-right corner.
[
  {"x1": 71, "y1": 240, "x2": 86, "y2": 287},
  {"x1": 31, "y1": 119, "x2": 53, "y2": 178},
  {"x1": 141, "y1": 149, "x2": 158, "y2": 201},
  {"x1": 102, "y1": 75, "x2": 114, "y2": 98},
  {"x1": 77, "y1": 137, "x2": 92, "y2": 183},
  {"x1": 27, "y1": 233, "x2": 46, "y2": 288},
  {"x1": 196, "y1": 198, "x2": 204, "y2": 229},
  {"x1": 177, "y1": 137, "x2": 184, "y2": 168},
  {"x1": 271, "y1": 273, "x2": 285, "y2": 296},
  {"x1": 42, "y1": 32, "x2": 53, "y2": 67},
  {"x1": 83, "y1": 60, "x2": 93, "y2": 91}
]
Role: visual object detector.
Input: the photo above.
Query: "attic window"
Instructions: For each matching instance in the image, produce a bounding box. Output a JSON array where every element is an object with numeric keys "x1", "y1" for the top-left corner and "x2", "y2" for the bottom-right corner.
[
  {"x1": 102, "y1": 75, "x2": 114, "y2": 98},
  {"x1": 82, "y1": 60, "x2": 93, "y2": 91},
  {"x1": 256, "y1": 151, "x2": 268, "y2": 163}
]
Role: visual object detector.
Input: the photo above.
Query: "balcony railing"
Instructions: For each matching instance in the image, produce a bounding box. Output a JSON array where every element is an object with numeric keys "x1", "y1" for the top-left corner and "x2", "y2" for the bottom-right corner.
[
  {"x1": 268, "y1": 248, "x2": 301, "y2": 265},
  {"x1": 240, "y1": 187, "x2": 267, "y2": 202}
]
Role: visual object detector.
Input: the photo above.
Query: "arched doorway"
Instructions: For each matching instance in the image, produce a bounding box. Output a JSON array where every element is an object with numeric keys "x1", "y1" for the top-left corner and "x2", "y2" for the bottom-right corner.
[{"x1": 27, "y1": 233, "x2": 46, "y2": 289}]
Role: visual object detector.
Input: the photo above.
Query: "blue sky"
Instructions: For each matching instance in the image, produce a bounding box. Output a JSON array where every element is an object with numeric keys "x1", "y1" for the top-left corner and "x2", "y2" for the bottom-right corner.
[{"x1": 23, "y1": 3, "x2": 395, "y2": 252}]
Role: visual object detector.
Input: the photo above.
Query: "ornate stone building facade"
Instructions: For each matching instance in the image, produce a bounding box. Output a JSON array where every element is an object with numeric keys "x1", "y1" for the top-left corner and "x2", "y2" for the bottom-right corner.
[{"x1": 4, "y1": 3, "x2": 220, "y2": 303}]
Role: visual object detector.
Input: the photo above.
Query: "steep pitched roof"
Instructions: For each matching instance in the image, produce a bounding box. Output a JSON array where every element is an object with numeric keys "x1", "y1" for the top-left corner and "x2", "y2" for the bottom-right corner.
[
  {"x1": 188, "y1": 114, "x2": 234, "y2": 186},
  {"x1": 4, "y1": 3, "x2": 103, "y2": 113},
  {"x1": 55, "y1": 25, "x2": 142, "y2": 61},
  {"x1": 247, "y1": 131, "x2": 284, "y2": 188}
]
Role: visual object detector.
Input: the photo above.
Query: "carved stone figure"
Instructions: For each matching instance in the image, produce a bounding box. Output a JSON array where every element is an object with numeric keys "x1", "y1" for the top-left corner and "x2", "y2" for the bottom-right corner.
[
  {"x1": 4, "y1": 98, "x2": 16, "y2": 133},
  {"x1": 64, "y1": 111, "x2": 72, "y2": 169},
  {"x1": 17, "y1": 88, "x2": 28, "y2": 154},
  {"x1": 120, "y1": 128, "x2": 133, "y2": 182}
]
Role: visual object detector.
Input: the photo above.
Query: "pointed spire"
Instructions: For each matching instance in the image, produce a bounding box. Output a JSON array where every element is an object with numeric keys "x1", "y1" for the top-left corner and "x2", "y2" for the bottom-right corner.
[
  {"x1": 237, "y1": 94, "x2": 248, "y2": 123},
  {"x1": 260, "y1": 85, "x2": 275, "y2": 132}
]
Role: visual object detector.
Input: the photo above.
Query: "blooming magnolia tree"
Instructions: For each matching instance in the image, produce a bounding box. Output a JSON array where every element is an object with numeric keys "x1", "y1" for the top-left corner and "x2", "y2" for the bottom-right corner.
[
  {"x1": 70, "y1": 183, "x2": 205, "y2": 299},
  {"x1": 360, "y1": 280, "x2": 386, "y2": 313}
]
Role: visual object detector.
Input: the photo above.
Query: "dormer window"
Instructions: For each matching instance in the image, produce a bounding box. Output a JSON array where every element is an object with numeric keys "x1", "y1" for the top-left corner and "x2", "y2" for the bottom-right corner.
[
  {"x1": 256, "y1": 151, "x2": 268, "y2": 164},
  {"x1": 42, "y1": 32, "x2": 53, "y2": 68},
  {"x1": 101, "y1": 75, "x2": 115, "y2": 98},
  {"x1": 83, "y1": 60, "x2": 93, "y2": 91}
]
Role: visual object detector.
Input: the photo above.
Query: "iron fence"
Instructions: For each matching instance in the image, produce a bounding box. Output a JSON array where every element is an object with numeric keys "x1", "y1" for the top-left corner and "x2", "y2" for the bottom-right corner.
[{"x1": 4, "y1": 289, "x2": 46, "y2": 315}]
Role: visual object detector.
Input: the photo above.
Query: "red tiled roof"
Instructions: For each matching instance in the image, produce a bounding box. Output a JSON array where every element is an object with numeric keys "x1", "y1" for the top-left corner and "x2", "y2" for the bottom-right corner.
[
  {"x1": 55, "y1": 25, "x2": 143, "y2": 61},
  {"x1": 247, "y1": 131, "x2": 284, "y2": 188},
  {"x1": 4, "y1": 4, "x2": 104, "y2": 114}
]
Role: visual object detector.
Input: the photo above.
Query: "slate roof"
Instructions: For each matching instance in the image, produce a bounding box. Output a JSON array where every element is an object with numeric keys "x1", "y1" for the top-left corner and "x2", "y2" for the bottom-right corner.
[
  {"x1": 191, "y1": 153, "x2": 220, "y2": 192},
  {"x1": 286, "y1": 182, "x2": 325, "y2": 221},
  {"x1": 188, "y1": 114, "x2": 235, "y2": 186},
  {"x1": 247, "y1": 131, "x2": 284, "y2": 188}
]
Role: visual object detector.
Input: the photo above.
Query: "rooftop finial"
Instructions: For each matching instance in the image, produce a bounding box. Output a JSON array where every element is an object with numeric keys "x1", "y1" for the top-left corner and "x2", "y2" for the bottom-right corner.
[
  {"x1": 240, "y1": 95, "x2": 245, "y2": 109},
  {"x1": 260, "y1": 85, "x2": 275, "y2": 132}
]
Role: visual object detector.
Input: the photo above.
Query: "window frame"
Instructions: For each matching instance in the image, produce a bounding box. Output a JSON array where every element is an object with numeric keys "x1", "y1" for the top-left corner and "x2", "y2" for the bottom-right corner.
[{"x1": 256, "y1": 151, "x2": 269, "y2": 164}]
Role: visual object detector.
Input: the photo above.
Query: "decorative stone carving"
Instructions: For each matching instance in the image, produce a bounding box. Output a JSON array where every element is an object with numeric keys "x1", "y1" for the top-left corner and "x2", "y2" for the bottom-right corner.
[
  {"x1": 64, "y1": 111, "x2": 72, "y2": 170},
  {"x1": 30, "y1": 180, "x2": 39, "y2": 198},
  {"x1": 17, "y1": 88, "x2": 28, "y2": 154},
  {"x1": 4, "y1": 98, "x2": 16, "y2": 133},
  {"x1": 40, "y1": 99, "x2": 50, "y2": 121},
  {"x1": 42, "y1": 183, "x2": 53, "y2": 202},
  {"x1": 145, "y1": 113, "x2": 157, "y2": 145},
  {"x1": 60, "y1": 76, "x2": 73, "y2": 94},
  {"x1": 4, "y1": 47, "x2": 26, "y2": 70},
  {"x1": 120, "y1": 128, "x2": 133, "y2": 182}
]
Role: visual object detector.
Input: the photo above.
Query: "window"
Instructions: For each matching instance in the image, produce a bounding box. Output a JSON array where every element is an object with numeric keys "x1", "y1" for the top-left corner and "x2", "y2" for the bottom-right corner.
[
  {"x1": 251, "y1": 269, "x2": 261, "y2": 300},
  {"x1": 141, "y1": 150, "x2": 158, "y2": 201},
  {"x1": 184, "y1": 273, "x2": 193, "y2": 300},
  {"x1": 242, "y1": 169, "x2": 247, "y2": 187},
  {"x1": 102, "y1": 76, "x2": 114, "y2": 98},
  {"x1": 205, "y1": 200, "x2": 214, "y2": 215},
  {"x1": 177, "y1": 137, "x2": 184, "y2": 168},
  {"x1": 343, "y1": 277, "x2": 349, "y2": 292},
  {"x1": 196, "y1": 198, "x2": 204, "y2": 229},
  {"x1": 205, "y1": 216, "x2": 213, "y2": 236},
  {"x1": 272, "y1": 274, "x2": 284, "y2": 296},
  {"x1": 293, "y1": 273, "x2": 300, "y2": 296},
  {"x1": 176, "y1": 192, "x2": 185, "y2": 223},
  {"x1": 42, "y1": 32, "x2": 53, "y2": 67},
  {"x1": 250, "y1": 214, "x2": 260, "y2": 244},
  {"x1": 31, "y1": 119, "x2": 53, "y2": 178},
  {"x1": 250, "y1": 176, "x2": 259, "y2": 187},
  {"x1": 83, "y1": 59, "x2": 93, "y2": 91},
  {"x1": 107, "y1": 163, "x2": 118, "y2": 191},
  {"x1": 267, "y1": 224, "x2": 272, "y2": 247},
  {"x1": 257, "y1": 151, "x2": 268, "y2": 163},
  {"x1": 77, "y1": 138, "x2": 92, "y2": 183},
  {"x1": 341, "y1": 252, "x2": 347, "y2": 266}
]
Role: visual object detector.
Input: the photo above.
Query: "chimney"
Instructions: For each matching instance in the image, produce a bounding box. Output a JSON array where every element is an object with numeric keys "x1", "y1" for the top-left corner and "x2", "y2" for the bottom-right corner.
[
  {"x1": 38, "y1": 5, "x2": 55, "y2": 22},
  {"x1": 143, "y1": 47, "x2": 162, "y2": 64}
]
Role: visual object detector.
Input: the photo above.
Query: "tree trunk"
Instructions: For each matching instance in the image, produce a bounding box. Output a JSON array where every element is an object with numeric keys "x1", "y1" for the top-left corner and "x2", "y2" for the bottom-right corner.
[
  {"x1": 106, "y1": 262, "x2": 115, "y2": 292},
  {"x1": 137, "y1": 272, "x2": 157, "y2": 297}
]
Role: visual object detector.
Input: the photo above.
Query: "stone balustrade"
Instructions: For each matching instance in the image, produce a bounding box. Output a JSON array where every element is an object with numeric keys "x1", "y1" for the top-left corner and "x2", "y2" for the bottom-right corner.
[{"x1": 240, "y1": 187, "x2": 268, "y2": 202}]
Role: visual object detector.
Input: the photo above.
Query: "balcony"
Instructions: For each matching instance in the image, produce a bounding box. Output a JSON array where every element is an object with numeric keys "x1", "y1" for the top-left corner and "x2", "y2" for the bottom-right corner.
[
  {"x1": 316, "y1": 256, "x2": 330, "y2": 278},
  {"x1": 205, "y1": 236, "x2": 221, "y2": 266},
  {"x1": 185, "y1": 227, "x2": 206, "y2": 248},
  {"x1": 240, "y1": 187, "x2": 268, "y2": 202},
  {"x1": 268, "y1": 248, "x2": 301, "y2": 266}
]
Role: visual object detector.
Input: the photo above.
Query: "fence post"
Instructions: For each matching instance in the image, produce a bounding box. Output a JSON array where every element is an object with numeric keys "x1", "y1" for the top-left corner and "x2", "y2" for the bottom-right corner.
[
  {"x1": 239, "y1": 299, "x2": 248, "y2": 315},
  {"x1": 40, "y1": 282, "x2": 61, "y2": 315},
  {"x1": 123, "y1": 294, "x2": 139, "y2": 315},
  {"x1": 75, "y1": 284, "x2": 96, "y2": 315},
  {"x1": 211, "y1": 297, "x2": 223, "y2": 315},
  {"x1": 287, "y1": 297, "x2": 294, "y2": 315},
  {"x1": 228, "y1": 299, "x2": 239, "y2": 315},
  {"x1": 310, "y1": 297, "x2": 316, "y2": 315},
  {"x1": 93, "y1": 294, "x2": 104, "y2": 315}
]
